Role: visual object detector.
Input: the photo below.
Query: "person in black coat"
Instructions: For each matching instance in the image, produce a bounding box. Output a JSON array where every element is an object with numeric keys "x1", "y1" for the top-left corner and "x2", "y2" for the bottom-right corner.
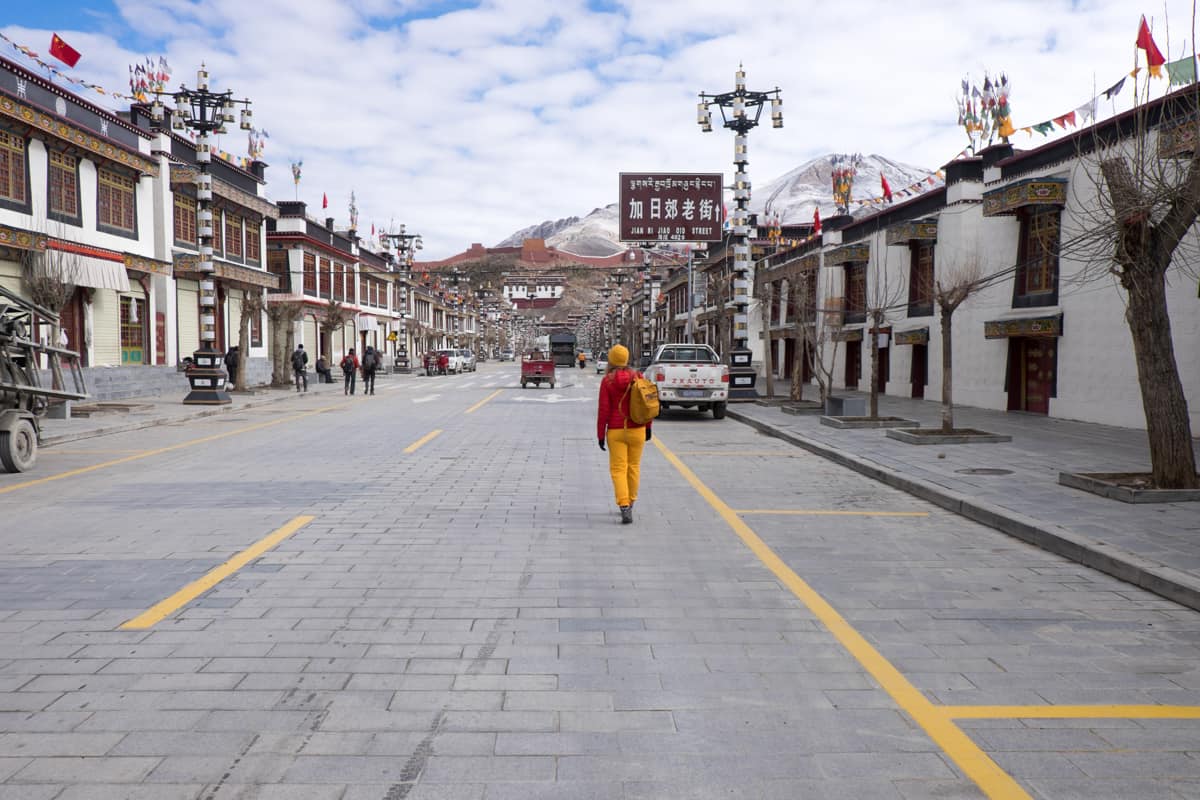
[{"x1": 223, "y1": 345, "x2": 240, "y2": 388}]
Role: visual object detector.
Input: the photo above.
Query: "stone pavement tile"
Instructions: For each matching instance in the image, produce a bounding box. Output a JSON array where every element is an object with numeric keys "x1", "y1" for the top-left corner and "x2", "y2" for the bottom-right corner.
[
  {"x1": 109, "y1": 731, "x2": 257, "y2": 756},
  {"x1": 213, "y1": 786, "x2": 345, "y2": 800},
  {"x1": 556, "y1": 674, "x2": 661, "y2": 692},
  {"x1": 502, "y1": 691, "x2": 612, "y2": 712},
  {"x1": 494, "y1": 732, "x2": 619, "y2": 757},
  {"x1": 0, "y1": 711, "x2": 89, "y2": 732},
  {"x1": 54, "y1": 787, "x2": 203, "y2": 800},
  {"x1": 0, "y1": 786, "x2": 59, "y2": 800},
  {"x1": 1065, "y1": 751, "x2": 1200, "y2": 778},
  {"x1": 280, "y1": 754, "x2": 418, "y2": 783},
  {"x1": 452, "y1": 675, "x2": 556, "y2": 692},
  {"x1": 438, "y1": 711, "x2": 557, "y2": 733},
  {"x1": 318, "y1": 708, "x2": 452, "y2": 732},
  {"x1": 1024, "y1": 779, "x2": 1189, "y2": 800},
  {"x1": 419, "y1": 755, "x2": 556, "y2": 783},
  {"x1": 12, "y1": 755, "x2": 161, "y2": 782},
  {"x1": 0, "y1": 731, "x2": 123, "y2": 756},
  {"x1": 347, "y1": 674, "x2": 453, "y2": 692},
  {"x1": 982, "y1": 750, "x2": 1088, "y2": 778},
  {"x1": 341, "y1": 784, "x2": 484, "y2": 800},
  {"x1": 483, "y1": 782, "x2": 623, "y2": 800},
  {"x1": 74, "y1": 709, "x2": 207, "y2": 732},
  {"x1": 146, "y1": 754, "x2": 293, "y2": 784},
  {"x1": 387, "y1": 690, "x2": 503, "y2": 711},
  {"x1": 559, "y1": 711, "x2": 674, "y2": 733},
  {"x1": 0, "y1": 693, "x2": 62, "y2": 712},
  {"x1": 0, "y1": 658, "x2": 107, "y2": 675},
  {"x1": 367, "y1": 732, "x2": 496, "y2": 757},
  {"x1": 196, "y1": 710, "x2": 322, "y2": 732},
  {"x1": 0, "y1": 759, "x2": 28, "y2": 781}
]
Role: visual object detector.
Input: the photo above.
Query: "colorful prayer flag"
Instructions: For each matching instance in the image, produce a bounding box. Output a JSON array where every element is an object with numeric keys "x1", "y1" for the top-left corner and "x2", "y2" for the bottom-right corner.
[
  {"x1": 880, "y1": 174, "x2": 892, "y2": 203},
  {"x1": 812, "y1": 208, "x2": 821, "y2": 235},
  {"x1": 1167, "y1": 55, "x2": 1197, "y2": 86},
  {"x1": 1136, "y1": 16, "x2": 1166, "y2": 77},
  {"x1": 48, "y1": 33, "x2": 81, "y2": 68},
  {"x1": 1103, "y1": 76, "x2": 1126, "y2": 99}
]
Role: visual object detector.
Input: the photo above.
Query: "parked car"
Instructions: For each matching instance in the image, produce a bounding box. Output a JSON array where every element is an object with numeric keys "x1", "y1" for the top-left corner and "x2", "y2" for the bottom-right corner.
[
  {"x1": 647, "y1": 343, "x2": 729, "y2": 418},
  {"x1": 595, "y1": 357, "x2": 607, "y2": 374},
  {"x1": 499, "y1": 350, "x2": 515, "y2": 361},
  {"x1": 458, "y1": 349, "x2": 477, "y2": 372}
]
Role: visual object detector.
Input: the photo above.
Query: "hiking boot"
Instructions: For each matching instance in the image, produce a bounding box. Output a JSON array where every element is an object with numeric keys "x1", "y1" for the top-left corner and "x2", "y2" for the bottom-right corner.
[{"x1": 620, "y1": 506, "x2": 633, "y2": 524}]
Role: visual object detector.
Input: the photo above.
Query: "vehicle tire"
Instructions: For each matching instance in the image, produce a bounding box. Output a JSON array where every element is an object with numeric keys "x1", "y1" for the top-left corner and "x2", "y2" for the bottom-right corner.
[
  {"x1": 521, "y1": 380, "x2": 527, "y2": 388},
  {"x1": 549, "y1": 383, "x2": 555, "y2": 389},
  {"x1": 712, "y1": 402, "x2": 727, "y2": 420},
  {"x1": 660, "y1": 402, "x2": 670, "y2": 410},
  {"x1": 0, "y1": 418, "x2": 37, "y2": 473}
]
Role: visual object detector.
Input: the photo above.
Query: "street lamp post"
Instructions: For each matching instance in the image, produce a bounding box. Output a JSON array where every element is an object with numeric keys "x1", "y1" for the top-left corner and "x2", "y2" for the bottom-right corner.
[
  {"x1": 150, "y1": 64, "x2": 253, "y2": 405},
  {"x1": 698, "y1": 65, "x2": 781, "y2": 398},
  {"x1": 380, "y1": 226, "x2": 423, "y2": 372}
]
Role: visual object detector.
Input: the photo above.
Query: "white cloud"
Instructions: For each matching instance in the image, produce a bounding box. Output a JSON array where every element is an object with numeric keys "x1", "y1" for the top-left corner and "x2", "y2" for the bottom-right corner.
[{"x1": 5, "y1": 0, "x2": 1195, "y2": 257}]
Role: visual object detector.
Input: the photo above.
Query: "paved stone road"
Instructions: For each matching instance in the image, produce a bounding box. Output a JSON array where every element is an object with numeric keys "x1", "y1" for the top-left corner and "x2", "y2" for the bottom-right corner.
[{"x1": 1, "y1": 363, "x2": 1199, "y2": 799}]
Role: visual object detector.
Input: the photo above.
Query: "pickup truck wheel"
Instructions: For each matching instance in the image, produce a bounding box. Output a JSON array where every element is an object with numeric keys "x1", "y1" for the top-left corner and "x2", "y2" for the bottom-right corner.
[
  {"x1": 549, "y1": 382, "x2": 555, "y2": 389},
  {"x1": 520, "y1": 380, "x2": 527, "y2": 388},
  {"x1": 712, "y1": 401, "x2": 727, "y2": 420}
]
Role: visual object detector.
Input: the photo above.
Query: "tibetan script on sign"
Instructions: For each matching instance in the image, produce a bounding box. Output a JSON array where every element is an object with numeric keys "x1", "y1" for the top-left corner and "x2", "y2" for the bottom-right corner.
[{"x1": 619, "y1": 173, "x2": 723, "y2": 243}]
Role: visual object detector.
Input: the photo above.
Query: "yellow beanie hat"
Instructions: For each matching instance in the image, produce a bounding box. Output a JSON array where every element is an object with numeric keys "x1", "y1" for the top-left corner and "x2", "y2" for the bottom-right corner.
[{"x1": 607, "y1": 344, "x2": 629, "y2": 367}]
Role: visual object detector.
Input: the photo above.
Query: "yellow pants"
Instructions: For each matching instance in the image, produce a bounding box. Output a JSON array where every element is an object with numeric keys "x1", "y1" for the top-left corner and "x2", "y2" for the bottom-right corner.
[{"x1": 606, "y1": 427, "x2": 646, "y2": 507}]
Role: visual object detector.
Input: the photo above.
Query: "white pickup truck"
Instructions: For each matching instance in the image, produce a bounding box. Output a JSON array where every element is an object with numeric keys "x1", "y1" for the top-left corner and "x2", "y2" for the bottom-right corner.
[{"x1": 646, "y1": 344, "x2": 729, "y2": 419}]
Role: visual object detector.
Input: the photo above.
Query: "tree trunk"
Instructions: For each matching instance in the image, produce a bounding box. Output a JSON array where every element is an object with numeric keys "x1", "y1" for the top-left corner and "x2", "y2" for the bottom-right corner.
[
  {"x1": 762, "y1": 283, "x2": 775, "y2": 398},
  {"x1": 868, "y1": 332, "x2": 879, "y2": 418},
  {"x1": 1124, "y1": 271, "x2": 1198, "y2": 488},
  {"x1": 236, "y1": 304, "x2": 250, "y2": 392},
  {"x1": 939, "y1": 304, "x2": 954, "y2": 433}
]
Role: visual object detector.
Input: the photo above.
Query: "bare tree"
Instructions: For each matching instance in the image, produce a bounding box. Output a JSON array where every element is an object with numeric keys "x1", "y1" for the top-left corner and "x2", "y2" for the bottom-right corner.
[
  {"x1": 864, "y1": 251, "x2": 907, "y2": 418},
  {"x1": 234, "y1": 288, "x2": 264, "y2": 391},
  {"x1": 320, "y1": 301, "x2": 354, "y2": 362},
  {"x1": 759, "y1": 280, "x2": 775, "y2": 397},
  {"x1": 1059, "y1": 83, "x2": 1200, "y2": 488},
  {"x1": 265, "y1": 301, "x2": 304, "y2": 387},
  {"x1": 932, "y1": 251, "x2": 985, "y2": 433},
  {"x1": 787, "y1": 267, "x2": 826, "y2": 403},
  {"x1": 21, "y1": 241, "x2": 82, "y2": 391}
]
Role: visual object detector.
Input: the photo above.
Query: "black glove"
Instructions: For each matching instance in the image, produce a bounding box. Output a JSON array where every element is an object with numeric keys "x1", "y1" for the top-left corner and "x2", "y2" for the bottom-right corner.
[
  {"x1": 598, "y1": 438, "x2": 606, "y2": 451},
  {"x1": 645, "y1": 427, "x2": 652, "y2": 442}
]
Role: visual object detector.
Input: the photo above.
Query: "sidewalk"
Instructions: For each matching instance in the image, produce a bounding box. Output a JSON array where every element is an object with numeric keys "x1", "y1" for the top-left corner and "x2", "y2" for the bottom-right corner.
[
  {"x1": 36, "y1": 370, "x2": 413, "y2": 447},
  {"x1": 728, "y1": 391, "x2": 1200, "y2": 612}
]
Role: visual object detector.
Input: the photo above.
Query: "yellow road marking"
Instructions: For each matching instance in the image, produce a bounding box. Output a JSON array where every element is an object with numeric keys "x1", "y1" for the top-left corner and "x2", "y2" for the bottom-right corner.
[
  {"x1": 945, "y1": 705, "x2": 1200, "y2": 720},
  {"x1": 1, "y1": 403, "x2": 346, "y2": 496},
  {"x1": 120, "y1": 515, "x2": 314, "y2": 630},
  {"x1": 40, "y1": 449, "x2": 152, "y2": 456},
  {"x1": 736, "y1": 509, "x2": 929, "y2": 517},
  {"x1": 673, "y1": 450, "x2": 802, "y2": 457},
  {"x1": 465, "y1": 389, "x2": 503, "y2": 414},
  {"x1": 653, "y1": 437, "x2": 1032, "y2": 800},
  {"x1": 403, "y1": 429, "x2": 442, "y2": 453}
]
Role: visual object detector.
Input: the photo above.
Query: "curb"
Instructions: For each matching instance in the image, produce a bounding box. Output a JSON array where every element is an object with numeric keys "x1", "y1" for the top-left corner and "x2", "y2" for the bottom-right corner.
[{"x1": 728, "y1": 409, "x2": 1200, "y2": 613}]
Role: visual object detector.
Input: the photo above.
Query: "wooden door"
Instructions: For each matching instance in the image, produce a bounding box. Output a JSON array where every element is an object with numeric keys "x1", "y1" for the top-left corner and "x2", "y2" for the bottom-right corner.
[
  {"x1": 844, "y1": 340, "x2": 861, "y2": 389},
  {"x1": 910, "y1": 344, "x2": 927, "y2": 399},
  {"x1": 875, "y1": 338, "x2": 890, "y2": 394},
  {"x1": 1008, "y1": 338, "x2": 1055, "y2": 414},
  {"x1": 58, "y1": 289, "x2": 87, "y2": 367}
]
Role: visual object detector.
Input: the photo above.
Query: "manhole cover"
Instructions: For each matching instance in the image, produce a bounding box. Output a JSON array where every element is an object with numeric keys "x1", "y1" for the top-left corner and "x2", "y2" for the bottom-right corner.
[{"x1": 955, "y1": 468, "x2": 1014, "y2": 475}]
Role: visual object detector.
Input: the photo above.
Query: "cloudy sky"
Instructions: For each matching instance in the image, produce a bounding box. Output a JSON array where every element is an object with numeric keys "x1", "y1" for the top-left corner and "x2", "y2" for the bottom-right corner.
[{"x1": 3, "y1": 0, "x2": 1194, "y2": 258}]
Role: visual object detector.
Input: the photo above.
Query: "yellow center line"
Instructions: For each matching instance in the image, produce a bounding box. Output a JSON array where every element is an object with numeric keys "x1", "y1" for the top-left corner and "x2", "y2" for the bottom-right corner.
[
  {"x1": 735, "y1": 509, "x2": 930, "y2": 517},
  {"x1": 944, "y1": 705, "x2": 1200, "y2": 720},
  {"x1": 120, "y1": 515, "x2": 315, "y2": 630},
  {"x1": 0, "y1": 403, "x2": 348, "y2": 496},
  {"x1": 403, "y1": 429, "x2": 442, "y2": 453},
  {"x1": 653, "y1": 437, "x2": 1032, "y2": 800},
  {"x1": 465, "y1": 389, "x2": 503, "y2": 414}
]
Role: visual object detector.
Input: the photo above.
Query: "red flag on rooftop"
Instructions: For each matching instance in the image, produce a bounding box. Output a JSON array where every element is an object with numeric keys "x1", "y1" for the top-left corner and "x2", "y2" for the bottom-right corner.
[
  {"x1": 322, "y1": 192, "x2": 328, "y2": 209},
  {"x1": 881, "y1": 174, "x2": 893, "y2": 203},
  {"x1": 812, "y1": 207, "x2": 822, "y2": 235},
  {"x1": 48, "y1": 33, "x2": 81, "y2": 68},
  {"x1": 1136, "y1": 15, "x2": 1166, "y2": 77}
]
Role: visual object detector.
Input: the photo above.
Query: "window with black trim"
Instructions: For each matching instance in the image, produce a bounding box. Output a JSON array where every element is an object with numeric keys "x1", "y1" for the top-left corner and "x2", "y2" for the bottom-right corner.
[
  {"x1": 0, "y1": 130, "x2": 29, "y2": 209},
  {"x1": 97, "y1": 167, "x2": 136, "y2": 235},
  {"x1": 48, "y1": 151, "x2": 80, "y2": 222},
  {"x1": 844, "y1": 263, "x2": 866, "y2": 324},
  {"x1": 1014, "y1": 206, "x2": 1060, "y2": 307},
  {"x1": 173, "y1": 192, "x2": 197, "y2": 245},
  {"x1": 907, "y1": 241, "x2": 934, "y2": 317}
]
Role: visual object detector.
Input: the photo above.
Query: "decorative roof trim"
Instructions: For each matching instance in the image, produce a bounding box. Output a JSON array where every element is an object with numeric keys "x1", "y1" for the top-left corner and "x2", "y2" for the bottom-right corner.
[
  {"x1": 983, "y1": 312, "x2": 1063, "y2": 339},
  {"x1": 170, "y1": 164, "x2": 278, "y2": 219},
  {"x1": 982, "y1": 177, "x2": 1068, "y2": 217},
  {"x1": 0, "y1": 224, "x2": 47, "y2": 251},
  {"x1": 826, "y1": 243, "x2": 870, "y2": 266},
  {"x1": 0, "y1": 94, "x2": 158, "y2": 176},
  {"x1": 885, "y1": 220, "x2": 938, "y2": 246}
]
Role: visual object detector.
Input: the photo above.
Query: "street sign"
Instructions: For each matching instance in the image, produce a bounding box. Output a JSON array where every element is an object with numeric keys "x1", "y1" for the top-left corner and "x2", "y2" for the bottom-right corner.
[
  {"x1": 619, "y1": 173, "x2": 724, "y2": 243},
  {"x1": 387, "y1": 332, "x2": 398, "y2": 341}
]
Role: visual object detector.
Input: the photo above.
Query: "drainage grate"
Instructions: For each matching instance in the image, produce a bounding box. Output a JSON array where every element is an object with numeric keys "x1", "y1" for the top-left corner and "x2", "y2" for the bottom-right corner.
[{"x1": 955, "y1": 468, "x2": 1014, "y2": 475}]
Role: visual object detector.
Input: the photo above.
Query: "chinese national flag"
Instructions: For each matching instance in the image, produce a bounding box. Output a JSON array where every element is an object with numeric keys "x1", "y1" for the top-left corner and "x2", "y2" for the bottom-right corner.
[
  {"x1": 322, "y1": 192, "x2": 328, "y2": 209},
  {"x1": 812, "y1": 207, "x2": 822, "y2": 235},
  {"x1": 881, "y1": 174, "x2": 893, "y2": 203},
  {"x1": 49, "y1": 33, "x2": 81, "y2": 68},
  {"x1": 1136, "y1": 15, "x2": 1166, "y2": 77}
]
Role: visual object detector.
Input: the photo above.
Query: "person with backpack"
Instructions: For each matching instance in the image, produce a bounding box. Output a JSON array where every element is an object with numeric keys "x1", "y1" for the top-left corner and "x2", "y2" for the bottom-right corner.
[
  {"x1": 361, "y1": 346, "x2": 378, "y2": 395},
  {"x1": 223, "y1": 345, "x2": 240, "y2": 389},
  {"x1": 340, "y1": 348, "x2": 359, "y2": 395},
  {"x1": 596, "y1": 343, "x2": 657, "y2": 524},
  {"x1": 290, "y1": 344, "x2": 308, "y2": 393}
]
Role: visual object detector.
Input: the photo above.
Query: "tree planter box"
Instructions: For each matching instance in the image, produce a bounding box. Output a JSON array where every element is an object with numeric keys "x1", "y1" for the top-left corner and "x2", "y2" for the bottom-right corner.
[
  {"x1": 885, "y1": 428, "x2": 1012, "y2": 445},
  {"x1": 1059, "y1": 471, "x2": 1200, "y2": 504},
  {"x1": 824, "y1": 396, "x2": 865, "y2": 416},
  {"x1": 781, "y1": 401, "x2": 824, "y2": 415},
  {"x1": 820, "y1": 416, "x2": 921, "y2": 429}
]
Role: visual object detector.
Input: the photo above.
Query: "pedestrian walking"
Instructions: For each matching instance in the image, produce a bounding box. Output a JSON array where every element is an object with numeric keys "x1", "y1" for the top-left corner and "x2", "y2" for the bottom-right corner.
[
  {"x1": 223, "y1": 345, "x2": 240, "y2": 388},
  {"x1": 340, "y1": 348, "x2": 359, "y2": 395},
  {"x1": 596, "y1": 344, "x2": 651, "y2": 524},
  {"x1": 361, "y1": 346, "x2": 378, "y2": 395},
  {"x1": 290, "y1": 343, "x2": 308, "y2": 393}
]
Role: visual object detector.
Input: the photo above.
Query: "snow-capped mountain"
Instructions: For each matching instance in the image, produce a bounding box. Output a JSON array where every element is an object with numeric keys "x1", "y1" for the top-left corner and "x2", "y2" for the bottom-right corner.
[
  {"x1": 495, "y1": 206, "x2": 622, "y2": 257},
  {"x1": 495, "y1": 154, "x2": 937, "y2": 254},
  {"x1": 750, "y1": 153, "x2": 934, "y2": 222}
]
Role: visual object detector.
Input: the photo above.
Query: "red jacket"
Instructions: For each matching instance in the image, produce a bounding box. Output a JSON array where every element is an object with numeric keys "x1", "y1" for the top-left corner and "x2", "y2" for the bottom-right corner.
[{"x1": 597, "y1": 367, "x2": 651, "y2": 439}]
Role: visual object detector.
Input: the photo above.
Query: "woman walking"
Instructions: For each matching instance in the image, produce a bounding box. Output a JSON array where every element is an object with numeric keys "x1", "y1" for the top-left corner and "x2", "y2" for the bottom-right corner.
[{"x1": 596, "y1": 344, "x2": 651, "y2": 524}]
